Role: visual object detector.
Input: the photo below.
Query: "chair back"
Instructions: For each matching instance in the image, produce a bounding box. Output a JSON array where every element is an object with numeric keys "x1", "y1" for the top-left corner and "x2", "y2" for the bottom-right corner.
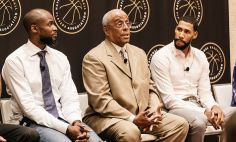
[{"x1": 212, "y1": 83, "x2": 232, "y2": 109}]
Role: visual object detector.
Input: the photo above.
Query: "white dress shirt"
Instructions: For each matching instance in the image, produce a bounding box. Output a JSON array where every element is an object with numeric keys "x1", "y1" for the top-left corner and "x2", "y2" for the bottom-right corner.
[
  {"x1": 150, "y1": 41, "x2": 218, "y2": 114},
  {"x1": 2, "y1": 40, "x2": 82, "y2": 133}
]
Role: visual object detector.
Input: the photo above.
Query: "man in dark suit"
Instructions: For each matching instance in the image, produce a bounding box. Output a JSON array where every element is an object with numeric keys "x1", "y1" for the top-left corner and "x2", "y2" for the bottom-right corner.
[{"x1": 82, "y1": 9, "x2": 189, "y2": 142}]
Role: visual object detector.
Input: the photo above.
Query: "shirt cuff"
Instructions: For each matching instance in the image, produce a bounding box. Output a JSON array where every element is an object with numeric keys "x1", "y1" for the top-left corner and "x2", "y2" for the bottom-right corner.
[{"x1": 127, "y1": 114, "x2": 135, "y2": 122}]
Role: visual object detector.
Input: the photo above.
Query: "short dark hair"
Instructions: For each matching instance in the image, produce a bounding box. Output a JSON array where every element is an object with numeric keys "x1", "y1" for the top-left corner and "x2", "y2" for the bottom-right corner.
[{"x1": 179, "y1": 16, "x2": 198, "y2": 31}]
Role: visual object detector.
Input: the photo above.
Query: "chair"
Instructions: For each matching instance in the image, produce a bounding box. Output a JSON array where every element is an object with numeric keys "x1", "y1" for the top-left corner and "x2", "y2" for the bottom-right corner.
[
  {"x1": 212, "y1": 83, "x2": 232, "y2": 109},
  {"x1": 0, "y1": 98, "x2": 15, "y2": 124},
  {"x1": 204, "y1": 83, "x2": 233, "y2": 141},
  {"x1": 78, "y1": 92, "x2": 157, "y2": 142}
]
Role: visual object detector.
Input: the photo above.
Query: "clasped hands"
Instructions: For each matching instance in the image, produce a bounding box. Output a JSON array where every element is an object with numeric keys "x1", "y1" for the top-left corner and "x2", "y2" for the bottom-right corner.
[
  {"x1": 204, "y1": 105, "x2": 224, "y2": 130},
  {"x1": 66, "y1": 120, "x2": 90, "y2": 142},
  {"x1": 133, "y1": 104, "x2": 163, "y2": 132}
]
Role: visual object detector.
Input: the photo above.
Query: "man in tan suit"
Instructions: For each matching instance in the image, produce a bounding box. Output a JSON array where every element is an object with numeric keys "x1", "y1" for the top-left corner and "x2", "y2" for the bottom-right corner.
[{"x1": 82, "y1": 9, "x2": 189, "y2": 142}]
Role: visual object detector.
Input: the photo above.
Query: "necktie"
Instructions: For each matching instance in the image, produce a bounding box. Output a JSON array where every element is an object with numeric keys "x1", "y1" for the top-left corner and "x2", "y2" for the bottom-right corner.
[
  {"x1": 38, "y1": 51, "x2": 59, "y2": 118},
  {"x1": 231, "y1": 62, "x2": 236, "y2": 106},
  {"x1": 120, "y1": 48, "x2": 128, "y2": 64}
]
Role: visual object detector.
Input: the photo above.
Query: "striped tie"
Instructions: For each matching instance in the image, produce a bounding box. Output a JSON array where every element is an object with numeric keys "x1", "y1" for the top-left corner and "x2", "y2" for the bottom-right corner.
[{"x1": 38, "y1": 51, "x2": 59, "y2": 117}]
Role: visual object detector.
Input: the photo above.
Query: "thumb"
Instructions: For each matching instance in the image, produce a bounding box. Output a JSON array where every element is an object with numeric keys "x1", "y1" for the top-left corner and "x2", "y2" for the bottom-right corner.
[{"x1": 156, "y1": 103, "x2": 163, "y2": 114}]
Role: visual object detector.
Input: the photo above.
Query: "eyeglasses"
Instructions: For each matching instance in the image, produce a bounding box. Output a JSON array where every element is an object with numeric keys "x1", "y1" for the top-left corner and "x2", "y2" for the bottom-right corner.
[{"x1": 113, "y1": 21, "x2": 132, "y2": 29}]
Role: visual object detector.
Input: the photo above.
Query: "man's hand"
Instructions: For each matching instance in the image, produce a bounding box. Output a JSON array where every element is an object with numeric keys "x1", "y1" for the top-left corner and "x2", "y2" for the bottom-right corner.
[
  {"x1": 0, "y1": 136, "x2": 6, "y2": 142},
  {"x1": 204, "y1": 105, "x2": 224, "y2": 129},
  {"x1": 66, "y1": 122, "x2": 90, "y2": 142},
  {"x1": 143, "y1": 104, "x2": 163, "y2": 132},
  {"x1": 133, "y1": 105, "x2": 162, "y2": 131}
]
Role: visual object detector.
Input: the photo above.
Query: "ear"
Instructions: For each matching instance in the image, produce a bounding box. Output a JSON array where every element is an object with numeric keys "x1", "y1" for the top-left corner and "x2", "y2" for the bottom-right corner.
[
  {"x1": 103, "y1": 26, "x2": 109, "y2": 37},
  {"x1": 193, "y1": 31, "x2": 198, "y2": 39},
  {"x1": 31, "y1": 24, "x2": 38, "y2": 33}
]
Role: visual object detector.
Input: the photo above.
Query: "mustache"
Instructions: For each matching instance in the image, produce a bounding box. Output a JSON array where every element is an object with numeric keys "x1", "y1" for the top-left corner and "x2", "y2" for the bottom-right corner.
[{"x1": 174, "y1": 38, "x2": 187, "y2": 44}]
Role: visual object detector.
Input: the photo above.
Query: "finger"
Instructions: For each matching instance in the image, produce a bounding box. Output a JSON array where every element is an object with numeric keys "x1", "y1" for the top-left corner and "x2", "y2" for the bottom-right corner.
[
  {"x1": 143, "y1": 127, "x2": 148, "y2": 132},
  {"x1": 144, "y1": 110, "x2": 150, "y2": 116},
  {"x1": 216, "y1": 112, "x2": 224, "y2": 126},
  {"x1": 80, "y1": 126, "x2": 92, "y2": 132},
  {"x1": 77, "y1": 132, "x2": 87, "y2": 139},
  {"x1": 156, "y1": 104, "x2": 163, "y2": 114},
  {"x1": 149, "y1": 115, "x2": 161, "y2": 123},
  {"x1": 210, "y1": 111, "x2": 216, "y2": 120},
  {"x1": 215, "y1": 111, "x2": 222, "y2": 124}
]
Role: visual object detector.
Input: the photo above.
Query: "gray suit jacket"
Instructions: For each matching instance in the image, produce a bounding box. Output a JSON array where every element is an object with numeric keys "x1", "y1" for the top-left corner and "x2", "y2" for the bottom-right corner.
[{"x1": 82, "y1": 39, "x2": 161, "y2": 134}]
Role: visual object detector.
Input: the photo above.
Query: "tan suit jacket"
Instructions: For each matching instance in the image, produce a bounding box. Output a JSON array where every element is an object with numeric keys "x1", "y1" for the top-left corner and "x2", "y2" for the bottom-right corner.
[{"x1": 82, "y1": 40, "x2": 161, "y2": 134}]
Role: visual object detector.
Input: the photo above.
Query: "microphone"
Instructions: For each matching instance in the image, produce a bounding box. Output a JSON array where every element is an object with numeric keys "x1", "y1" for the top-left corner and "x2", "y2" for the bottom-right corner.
[
  {"x1": 123, "y1": 51, "x2": 128, "y2": 64},
  {"x1": 184, "y1": 67, "x2": 190, "y2": 71}
]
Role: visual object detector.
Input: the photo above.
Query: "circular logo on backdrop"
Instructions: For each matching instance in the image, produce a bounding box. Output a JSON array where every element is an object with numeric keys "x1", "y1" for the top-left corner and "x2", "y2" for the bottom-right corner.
[
  {"x1": 173, "y1": 0, "x2": 203, "y2": 25},
  {"x1": 53, "y1": 0, "x2": 89, "y2": 34},
  {"x1": 117, "y1": 0, "x2": 150, "y2": 33},
  {"x1": 0, "y1": 0, "x2": 21, "y2": 36},
  {"x1": 200, "y1": 42, "x2": 225, "y2": 83},
  {"x1": 147, "y1": 44, "x2": 164, "y2": 64}
]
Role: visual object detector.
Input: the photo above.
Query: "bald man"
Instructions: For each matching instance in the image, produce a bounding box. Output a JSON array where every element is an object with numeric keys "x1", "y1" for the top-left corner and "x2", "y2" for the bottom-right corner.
[
  {"x1": 2, "y1": 9, "x2": 101, "y2": 142},
  {"x1": 82, "y1": 9, "x2": 189, "y2": 142}
]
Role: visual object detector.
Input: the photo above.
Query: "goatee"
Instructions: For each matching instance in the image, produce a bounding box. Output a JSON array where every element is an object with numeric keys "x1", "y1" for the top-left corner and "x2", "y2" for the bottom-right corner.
[
  {"x1": 40, "y1": 37, "x2": 57, "y2": 47},
  {"x1": 174, "y1": 39, "x2": 190, "y2": 50}
]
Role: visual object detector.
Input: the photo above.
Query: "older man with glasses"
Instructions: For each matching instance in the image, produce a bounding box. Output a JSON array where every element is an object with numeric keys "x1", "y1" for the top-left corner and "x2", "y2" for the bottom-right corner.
[{"x1": 82, "y1": 9, "x2": 189, "y2": 142}]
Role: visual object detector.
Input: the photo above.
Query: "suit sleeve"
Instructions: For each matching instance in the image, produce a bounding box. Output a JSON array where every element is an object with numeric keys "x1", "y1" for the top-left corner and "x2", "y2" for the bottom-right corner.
[{"x1": 82, "y1": 53, "x2": 133, "y2": 120}]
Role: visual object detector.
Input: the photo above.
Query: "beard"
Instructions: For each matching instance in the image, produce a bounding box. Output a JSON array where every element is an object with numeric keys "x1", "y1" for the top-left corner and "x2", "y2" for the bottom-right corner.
[
  {"x1": 174, "y1": 38, "x2": 191, "y2": 50},
  {"x1": 40, "y1": 36, "x2": 57, "y2": 47}
]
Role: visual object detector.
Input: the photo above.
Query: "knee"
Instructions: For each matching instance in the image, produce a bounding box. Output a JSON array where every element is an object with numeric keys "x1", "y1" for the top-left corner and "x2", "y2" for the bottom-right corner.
[
  {"x1": 180, "y1": 117, "x2": 189, "y2": 132},
  {"x1": 119, "y1": 125, "x2": 141, "y2": 141},
  {"x1": 22, "y1": 128, "x2": 40, "y2": 142},
  {"x1": 175, "y1": 116, "x2": 189, "y2": 133},
  {"x1": 190, "y1": 118, "x2": 207, "y2": 133}
]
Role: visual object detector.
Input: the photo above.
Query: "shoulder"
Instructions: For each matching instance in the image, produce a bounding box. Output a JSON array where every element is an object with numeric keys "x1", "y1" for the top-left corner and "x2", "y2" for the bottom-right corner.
[
  {"x1": 127, "y1": 43, "x2": 146, "y2": 55},
  {"x1": 84, "y1": 41, "x2": 106, "y2": 59},
  {"x1": 5, "y1": 44, "x2": 26, "y2": 63},
  {"x1": 191, "y1": 47, "x2": 207, "y2": 59},
  {"x1": 151, "y1": 42, "x2": 172, "y2": 61},
  {"x1": 48, "y1": 47, "x2": 67, "y2": 59}
]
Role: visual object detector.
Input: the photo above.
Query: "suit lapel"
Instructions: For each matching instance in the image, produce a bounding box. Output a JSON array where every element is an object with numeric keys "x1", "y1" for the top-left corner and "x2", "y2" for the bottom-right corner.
[
  {"x1": 126, "y1": 44, "x2": 136, "y2": 79},
  {"x1": 104, "y1": 40, "x2": 132, "y2": 78}
]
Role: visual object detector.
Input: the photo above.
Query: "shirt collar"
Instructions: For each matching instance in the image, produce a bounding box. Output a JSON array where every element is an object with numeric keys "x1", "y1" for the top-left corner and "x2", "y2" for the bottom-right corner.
[
  {"x1": 111, "y1": 42, "x2": 127, "y2": 53},
  {"x1": 26, "y1": 40, "x2": 51, "y2": 56},
  {"x1": 171, "y1": 41, "x2": 194, "y2": 58}
]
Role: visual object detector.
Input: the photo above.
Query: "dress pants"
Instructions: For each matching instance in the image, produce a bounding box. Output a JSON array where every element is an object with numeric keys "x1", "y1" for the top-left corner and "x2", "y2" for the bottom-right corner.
[
  {"x1": 99, "y1": 112, "x2": 189, "y2": 142},
  {"x1": 29, "y1": 122, "x2": 102, "y2": 142},
  {"x1": 0, "y1": 124, "x2": 39, "y2": 142},
  {"x1": 169, "y1": 104, "x2": 236, "y2": 142}
]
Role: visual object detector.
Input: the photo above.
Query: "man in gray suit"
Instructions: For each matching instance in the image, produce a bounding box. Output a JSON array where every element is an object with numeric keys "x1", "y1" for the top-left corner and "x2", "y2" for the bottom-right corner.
[{"x1": 82, "y1": 9, "x2": 189, "y2": 142}]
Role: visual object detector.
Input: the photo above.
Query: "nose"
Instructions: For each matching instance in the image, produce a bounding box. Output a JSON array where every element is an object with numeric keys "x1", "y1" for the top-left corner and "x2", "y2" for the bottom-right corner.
[
  {"x1": 52, "y1": 24, "x2": 57, "y2": 31},
  {"x1": 179, "y1": 31, "x2": 184, "y2": 39}
]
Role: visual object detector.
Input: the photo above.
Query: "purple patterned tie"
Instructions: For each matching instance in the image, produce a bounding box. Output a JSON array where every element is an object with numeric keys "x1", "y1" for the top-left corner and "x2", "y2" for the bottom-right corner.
[
  {"x1": 231, "y1": 62, "x2": 236, "y2": 106},
  {"x1": 38, "y1": 51, "x2": 59, "y2": 117}
]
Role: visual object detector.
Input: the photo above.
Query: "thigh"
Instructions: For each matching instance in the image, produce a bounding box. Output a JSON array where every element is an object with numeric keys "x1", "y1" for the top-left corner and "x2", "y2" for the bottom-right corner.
[
  {"x1": 81, "y1": 122, "x2": 102, "y2": 142},
  {"x1": 223, "y1": 107, "x2": 236, "y2": 120},
  {"x1": 30, "y1": 124, "x2": 71, "y2": 142},
  {"x1": 100, "y1": 120, "x2": 141, "y2": 142},
  {"x1": 0, "y1": 124, "x2": 39, "y2": 142},
  {"x1": 169, "y1": 108, "x2": 208, "y2": 125},
  {"x1": 148, "y1": 112, "x2": 187, "y2": 136}
]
